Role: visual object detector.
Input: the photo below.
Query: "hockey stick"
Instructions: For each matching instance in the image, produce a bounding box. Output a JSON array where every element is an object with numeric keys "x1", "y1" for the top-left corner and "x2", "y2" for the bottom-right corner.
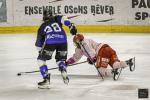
[
  {"x1": 79, "y1": 42, "x2": 104, "y2": 80},
  {"x1": 17, "y1": 61, "x2": 87, "y2": 76}
]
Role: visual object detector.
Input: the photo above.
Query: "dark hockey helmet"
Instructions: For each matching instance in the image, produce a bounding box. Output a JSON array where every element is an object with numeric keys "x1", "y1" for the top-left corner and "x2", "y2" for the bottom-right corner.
[
  {"x1": 73, "y1": 34, "x2": 84, "y2": 48},
  {"x1": 43, "y1": 9, "x2": 53, "y2": 22}
]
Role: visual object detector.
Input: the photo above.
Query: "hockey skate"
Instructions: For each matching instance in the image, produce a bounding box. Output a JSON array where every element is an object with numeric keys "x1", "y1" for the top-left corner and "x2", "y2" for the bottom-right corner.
[
  {"x1": 38, "y1": 73, "x2": 51, "y2": 89},
  {"x1": 112, "y1": 68, "x2": 122, "y2": 81},
  {"x1": 126, "y1": 57, "x2": 135, "y2": 72},
  {"x1": 61, "y1": 70, "x2": 69, "y2": 84}
]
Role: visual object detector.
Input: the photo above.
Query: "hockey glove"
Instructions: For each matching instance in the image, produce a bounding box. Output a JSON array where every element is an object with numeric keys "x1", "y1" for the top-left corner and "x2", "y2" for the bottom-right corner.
[
  {"x1": 66, "y1": 58, "x2": 75, "y2": 65},
  {"x1": 87, "y1": 57, "x2": 96, "y2": 65},
  {"x1": 69, "y1": 23, "x2": 77, "y2": 35}
]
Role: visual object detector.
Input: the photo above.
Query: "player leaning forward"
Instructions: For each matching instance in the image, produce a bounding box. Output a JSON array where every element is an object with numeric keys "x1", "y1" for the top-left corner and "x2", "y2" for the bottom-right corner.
[
  {"x1": 35, "y1": 9, "x2": 77, "y2": 88},
  {"x1": 66, "y1": 34, "x2": 135, "y2": 77}
]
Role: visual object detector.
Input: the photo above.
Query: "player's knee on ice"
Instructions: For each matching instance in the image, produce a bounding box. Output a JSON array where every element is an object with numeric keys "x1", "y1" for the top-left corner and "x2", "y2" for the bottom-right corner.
[{"x1": 97, "y1": 67, "x2": 112, "y2": 77}]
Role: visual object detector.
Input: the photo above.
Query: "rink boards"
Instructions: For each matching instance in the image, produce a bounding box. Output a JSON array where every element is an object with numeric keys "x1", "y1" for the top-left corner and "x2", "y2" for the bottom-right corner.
[{"x1": 0, "y1": 25, "x2": 150, "y2": 33}]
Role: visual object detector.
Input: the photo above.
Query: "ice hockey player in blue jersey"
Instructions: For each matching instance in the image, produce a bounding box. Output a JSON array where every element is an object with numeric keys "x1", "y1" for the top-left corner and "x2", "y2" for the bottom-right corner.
[{"x1": 35, "y1": 9, "x2": 77, "y2": 88}]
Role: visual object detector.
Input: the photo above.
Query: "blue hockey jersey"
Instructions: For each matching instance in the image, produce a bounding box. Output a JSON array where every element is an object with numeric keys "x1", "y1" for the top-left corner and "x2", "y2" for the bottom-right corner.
[{"x1": 35, "y1": 15, "x2": 71, "y2": 47}]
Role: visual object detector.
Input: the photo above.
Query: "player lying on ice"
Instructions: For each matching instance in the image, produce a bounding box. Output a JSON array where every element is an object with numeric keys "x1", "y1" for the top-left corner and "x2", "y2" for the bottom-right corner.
[
  {"x1": 35, "y1": 9, "x2": 77, "y2": 89},
  {"x1": 66, "y1": 34, "x2": 135, "y2": 78}
]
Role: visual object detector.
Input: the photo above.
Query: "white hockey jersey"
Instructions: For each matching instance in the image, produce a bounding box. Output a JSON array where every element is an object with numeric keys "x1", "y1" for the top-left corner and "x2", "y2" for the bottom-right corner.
[{"x1": 68, "y1": 39, "x2": 105, "y2": 63}]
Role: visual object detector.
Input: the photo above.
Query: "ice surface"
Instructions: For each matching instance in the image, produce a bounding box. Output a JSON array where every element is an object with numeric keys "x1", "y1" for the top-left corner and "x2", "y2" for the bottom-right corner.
[{"x1": 0, "y1": 33, "x2": 150, "y2": 100}]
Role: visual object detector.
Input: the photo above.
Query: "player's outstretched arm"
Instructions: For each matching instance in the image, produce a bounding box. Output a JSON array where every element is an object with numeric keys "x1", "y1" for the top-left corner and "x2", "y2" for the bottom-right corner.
[{"x1": 61, "y1": 16, "x2": 77, "y2": 35}]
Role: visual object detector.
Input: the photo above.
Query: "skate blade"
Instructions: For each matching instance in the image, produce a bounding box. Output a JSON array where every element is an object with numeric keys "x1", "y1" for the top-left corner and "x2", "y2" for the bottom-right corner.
[
  {"x1": 63, "y1": 77, "x2": 69, "y2": 84},
  {"x1": 38, "y1": 85, "x2": 50, "y2": 89},
  {"x1": 61, "y1": 71, "x2": 69, "y2": 84},
  {"x1": 130, "y1": 57, "x2": 135, "y2": 72},
  {"x1": 113, "y1": 68, "x2": 122, "y2": 81}
]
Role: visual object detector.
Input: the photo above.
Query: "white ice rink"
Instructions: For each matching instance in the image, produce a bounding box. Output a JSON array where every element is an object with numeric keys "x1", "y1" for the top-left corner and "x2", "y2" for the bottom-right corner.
[{"x1": 0, "y1": 33, "x2": 150, "y2": 100}]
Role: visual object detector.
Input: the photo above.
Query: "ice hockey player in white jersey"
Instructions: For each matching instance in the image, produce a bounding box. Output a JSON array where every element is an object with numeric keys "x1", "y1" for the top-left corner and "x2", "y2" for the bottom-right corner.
[{"x1": 66, "y1": 34, "x2": 135, "y2": 77}]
